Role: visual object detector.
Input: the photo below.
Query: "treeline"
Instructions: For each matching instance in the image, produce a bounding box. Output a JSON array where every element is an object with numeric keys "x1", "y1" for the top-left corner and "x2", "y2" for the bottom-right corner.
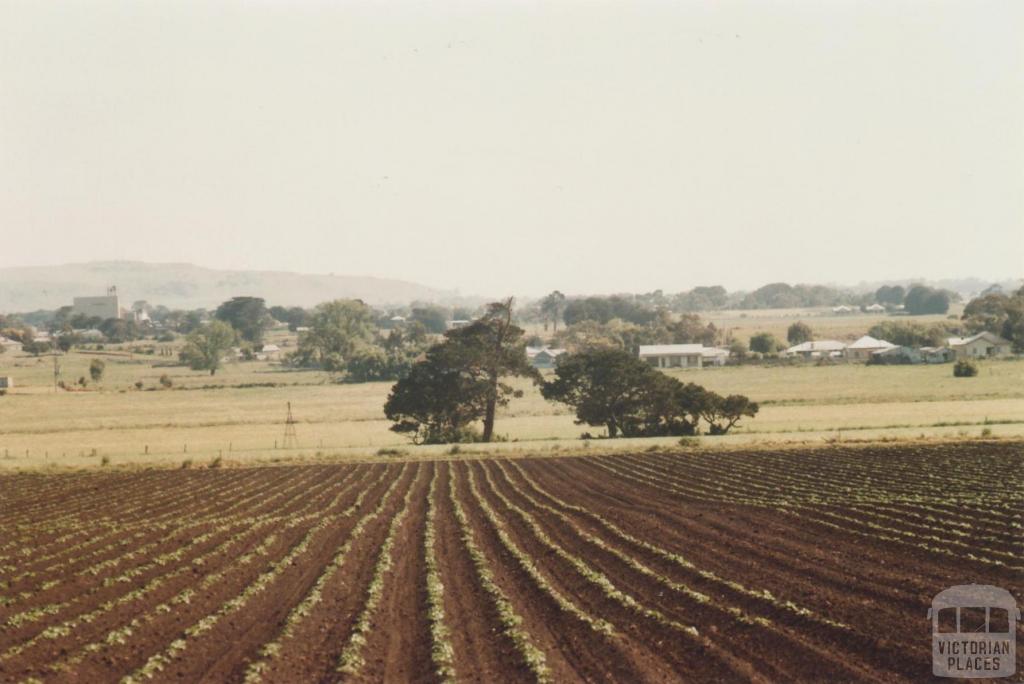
[{"x1": 521, "y1": 283, "x2": 959, "y2": 330}]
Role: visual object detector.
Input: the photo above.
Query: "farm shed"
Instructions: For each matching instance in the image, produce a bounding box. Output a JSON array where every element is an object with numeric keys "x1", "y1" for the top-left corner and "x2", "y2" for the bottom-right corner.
[
  {"x1": 869, "y1": 346, "x2": 923, "y2": 365},
  {"x1": 526, "y1": 347, "x2": 567, "y2": 369},
  {"x1": 0, "y1": 377, "x2": 13, "y2": 389},
  {"x1": 260, "y1": 344, "x2": 282, "y2": 360},
  {"x1": 783, "y1": 340, "x2": 847, "y2": 359},
  {"x1": 701, "y1": 347, "x2": 731, "y2": 367},
  {"x1": 946, "y1": 332, "x2": 1012, "y2": 359},
  {"x1": 845, "y1": 335, "x2": 896, "y2": 361},
  {"x1": 864, "y1": 303, "x2": 886, "y2": 313},
  {"x1": 920, "y1": 346, "x2": 955, "y2": 364}
]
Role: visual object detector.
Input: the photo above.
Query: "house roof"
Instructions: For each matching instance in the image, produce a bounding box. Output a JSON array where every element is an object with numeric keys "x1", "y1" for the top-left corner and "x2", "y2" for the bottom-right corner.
[
  {"x1": 261, "y1": 344, "x2": 281, "y2": 353},
  {"x1": 638, "y1": 344, "x2": 705, "y2": 356},
  {"x1": 848, "y1": 335, "x2": 896, "y2": 350},
  {"x1": 785, "y1": 340, "x2": 847, "y2": 353},
  {"x1": 872, "y1": 345, "x2": 916, "y2": 356},
  {"x1": 947, "y1": 331, "x2": 1010, "y2": 347},
  {"x1": 527, "y1": 346, "x2": 566, "y2": 358},
  {"x1": 865, "y1": 303, "x2": 886, "y2": 311},
  {"x1": 701, "y1": 347, "x2": 730, "y2": 358}
]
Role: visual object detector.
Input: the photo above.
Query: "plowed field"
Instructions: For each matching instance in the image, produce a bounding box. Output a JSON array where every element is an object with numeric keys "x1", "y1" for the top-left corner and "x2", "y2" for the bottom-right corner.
[{"x1": 1, "y1": 441, "x2": 1021, "y2": 682}]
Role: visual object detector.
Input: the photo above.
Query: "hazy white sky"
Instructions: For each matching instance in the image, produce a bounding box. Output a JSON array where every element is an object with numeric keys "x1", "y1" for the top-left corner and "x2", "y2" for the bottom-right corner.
[{"x1": 1, "y1": 1, "x2": 1021, "y2": 297}]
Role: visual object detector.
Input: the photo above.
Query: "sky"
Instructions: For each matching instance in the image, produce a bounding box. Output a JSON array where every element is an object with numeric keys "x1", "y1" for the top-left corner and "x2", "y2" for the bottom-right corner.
[{"x1": 1, "y1": 0, "x2": 1022, "y2": 297}]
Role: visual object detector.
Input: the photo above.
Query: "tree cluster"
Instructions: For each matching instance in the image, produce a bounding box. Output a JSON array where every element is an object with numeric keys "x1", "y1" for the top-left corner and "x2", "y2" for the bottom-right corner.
[
  {"x1": 179, "y1": 320, "x2": 236, "y2": 375},
  {"x1": 552, "y1": 312, "x2": 719, "y2": 354},
  {"x1": 903, "y1": 285, "x2": 952, "y2": 315},
  {"x1": 541, "y1": 348, "x2": 757, "y2": 438},
  {"x1": 215, "y1": 297, "x2": 272, "y2": 344},
  {"x1": 562, "y1": 296, "x2": 660, "y2": 327}
]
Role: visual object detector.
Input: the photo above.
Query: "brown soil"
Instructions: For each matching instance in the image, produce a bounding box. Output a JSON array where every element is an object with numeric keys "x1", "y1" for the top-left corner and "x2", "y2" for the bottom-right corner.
[{"x1": 0, "y1": 441, "x2": 1020, "y2": 683}]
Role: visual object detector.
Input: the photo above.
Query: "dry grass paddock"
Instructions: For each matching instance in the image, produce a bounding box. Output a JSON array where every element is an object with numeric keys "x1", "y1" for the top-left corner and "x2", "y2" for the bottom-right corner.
[{"x1": 1, "y1": 331, "x2": 1021, "y2": 469}]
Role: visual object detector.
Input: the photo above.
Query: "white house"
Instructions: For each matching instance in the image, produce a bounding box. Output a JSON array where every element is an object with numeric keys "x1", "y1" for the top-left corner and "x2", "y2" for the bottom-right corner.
[
  {"x1": 639, "y1": 344, "x2": 717, "y2": 369},
  {"x1": 447, "y1": 320, "x2": 471, "y2": 330},
  {"x1": 845, "y1": 335, "x2": 895, "y2": 361},
  {"x1": 831, "y1": 305, "x2": 855, "y2": 315},
  {"x1": 865, "y1": 303, "x2": 886, "y2": 313},
  {"x1": 783, "y1": 340, "x2": 847, "y2": 359},
  {"x1": 526, "y1": 347, "x2": 567, "y2": 369},
  {"x1": 947, "y1": 332, "x2": 1012, "y2": 359}
]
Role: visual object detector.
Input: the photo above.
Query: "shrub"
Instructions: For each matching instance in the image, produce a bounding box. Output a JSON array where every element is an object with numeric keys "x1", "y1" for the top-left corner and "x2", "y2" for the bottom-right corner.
[
  {"x1": 100, "y1": 455, "x2": 110, "y2": 466},
  {"x1": 159, "y1": 374, "x2": 173, "y2": 388},
  {"x1": 181, "y1": 459, "x2": 193, "y2": 469},
  {"x1": 134, "y1": 380, "x2": 144, "y2": 390},
  {"x1": 749, "y1": 332, "x2": 780, "y2": 354},
  {"x1": 375, "y1": 447, "x2": 407, "y2": 457},
  {"x1": 953, "y1": 359, "x2": 978, "y2": 377},
  {"x1": 89, "y1": 359, "x2": 106, "y2": 382},
  {"x1": 210, "y1": 456, "x2": 223, "y2": 468}
]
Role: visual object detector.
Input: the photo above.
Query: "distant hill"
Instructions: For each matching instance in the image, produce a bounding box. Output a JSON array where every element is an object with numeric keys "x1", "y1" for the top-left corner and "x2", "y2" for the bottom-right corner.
[{"x1": 0, "y1": 261, "x2": 451, "y2": 313}]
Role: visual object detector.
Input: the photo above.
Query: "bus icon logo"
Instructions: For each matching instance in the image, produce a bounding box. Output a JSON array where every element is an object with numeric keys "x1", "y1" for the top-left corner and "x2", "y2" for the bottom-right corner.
[{"x1": 929, "y1": 584, "x2": 1019, "y2": 678}]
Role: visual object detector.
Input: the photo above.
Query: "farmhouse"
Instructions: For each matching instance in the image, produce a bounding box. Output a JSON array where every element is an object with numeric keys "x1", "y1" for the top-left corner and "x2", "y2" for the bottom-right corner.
[
  {"x1": 638, "y1": 344, "x2": 727, "y2": 369},
  {"x1": 526, "y1": 347, "x2": 567, "y2": 369},
  {"x1": 0, "y1": 335, "x2": 21, "y2": 352},
  {"x1": 831, "y1": 305, "x2": 855, "y2": 315},
  {"x1": 447, "y1": 320, "x2": 470, "y2": 330},
  {"x1": 783, "y1": 340, "x2": 846, "y2": 359},
  {"x1": 864, "y1": 303, "x2": 886, "y2": 313},
  {"x1": 845, "y1": 335, "x2": 896, "y2": 361},
  {"x1": 946, "y1": 332, "x2": 1012, "y2": 359}
]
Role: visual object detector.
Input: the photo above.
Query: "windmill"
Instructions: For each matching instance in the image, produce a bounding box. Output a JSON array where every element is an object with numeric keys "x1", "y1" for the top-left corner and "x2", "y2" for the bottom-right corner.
[{"x1": 282, "y1": 402, "x2": 299, "y2": 449}]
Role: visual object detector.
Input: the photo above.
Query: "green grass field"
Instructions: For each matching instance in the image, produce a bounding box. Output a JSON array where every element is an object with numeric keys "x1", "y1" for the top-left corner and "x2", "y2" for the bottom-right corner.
[{"x1": 2, "y1": 333, "x2": 1022, "y2": 469}]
